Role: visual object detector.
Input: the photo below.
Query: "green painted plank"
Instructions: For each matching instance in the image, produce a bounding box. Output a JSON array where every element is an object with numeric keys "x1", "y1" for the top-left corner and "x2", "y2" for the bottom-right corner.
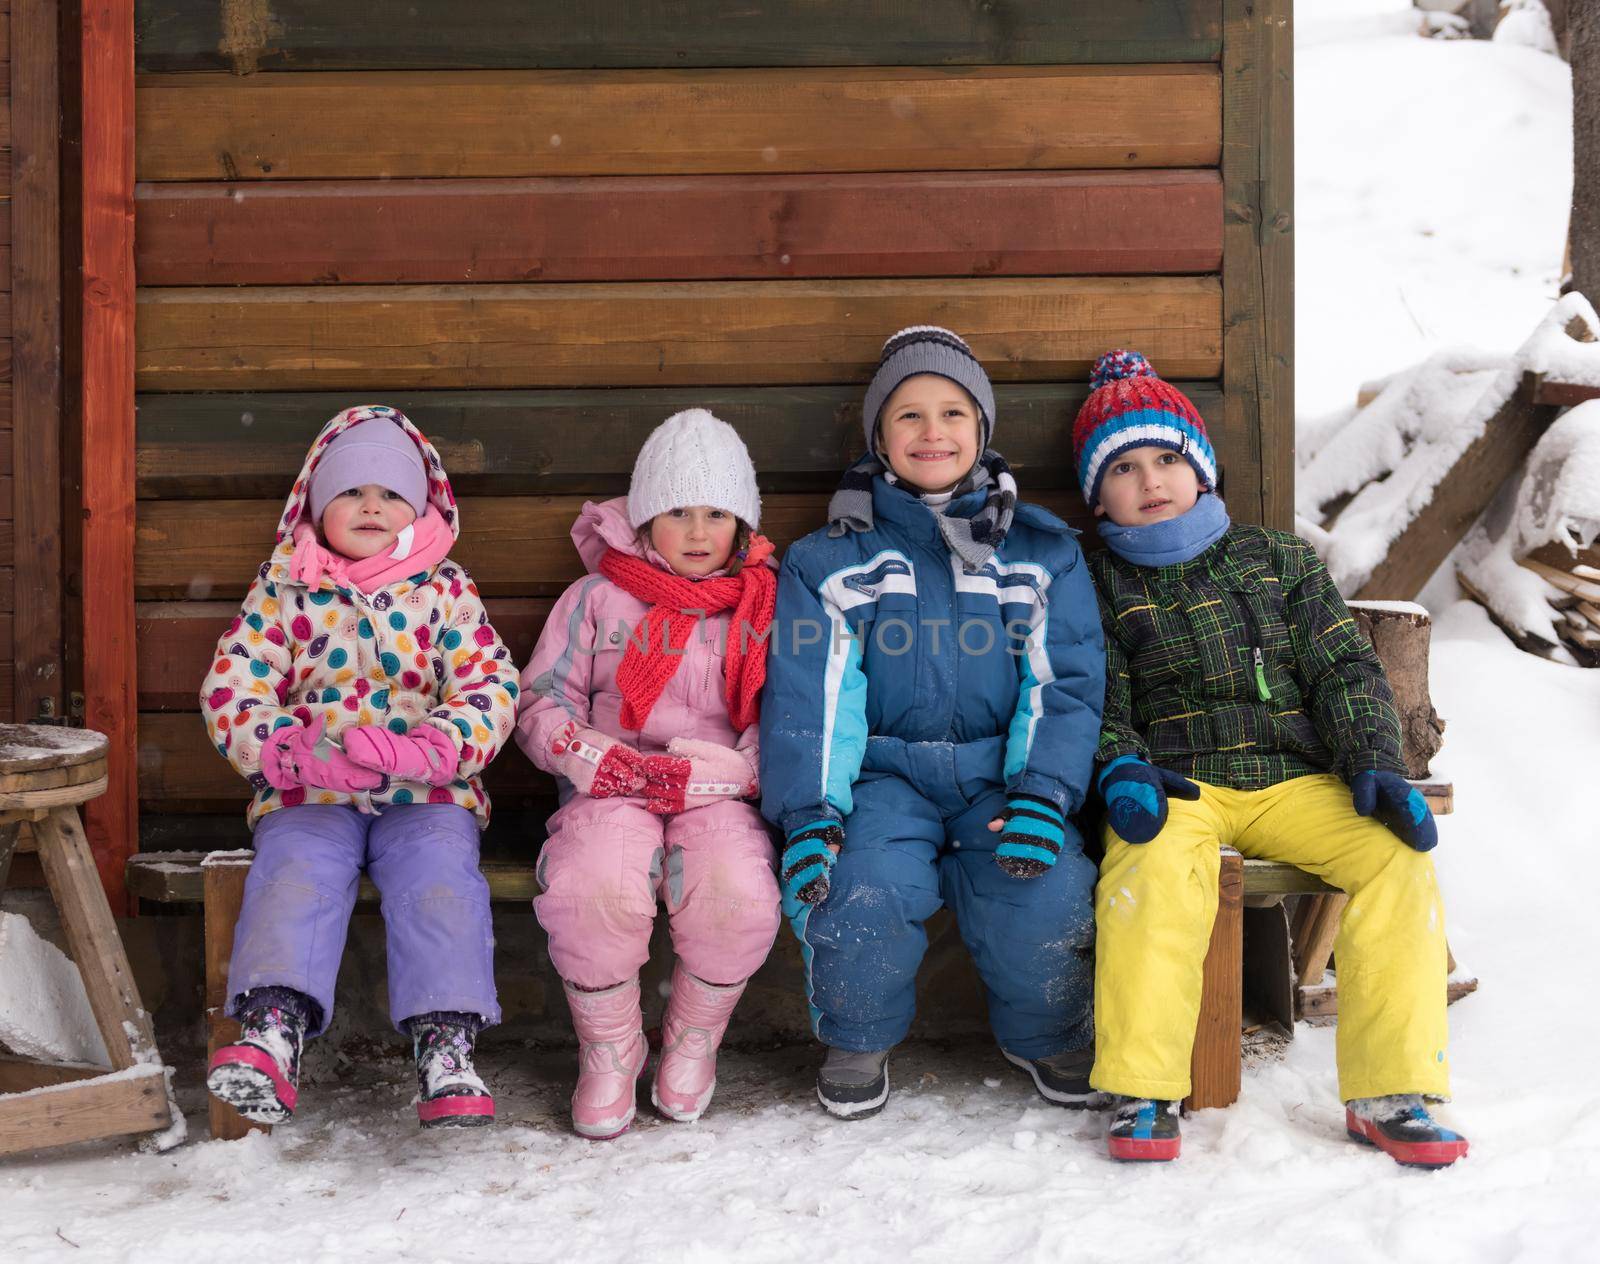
[
  {"x1": 136, "y1": 1, "x2": 1222, "y2": 73},
  {"x1": 134, "y1": 383, "x2": 1230, "y2": 498}
]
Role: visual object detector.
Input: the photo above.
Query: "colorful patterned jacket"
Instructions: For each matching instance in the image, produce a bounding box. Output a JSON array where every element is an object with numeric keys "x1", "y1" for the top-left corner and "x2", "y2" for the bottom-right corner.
[
  {"x1": 199, "y1": 405, "x2": 517, "y2": 829},
  {"x1": 1088, "y1": 524, "x2": 1406, "y2": 790}
]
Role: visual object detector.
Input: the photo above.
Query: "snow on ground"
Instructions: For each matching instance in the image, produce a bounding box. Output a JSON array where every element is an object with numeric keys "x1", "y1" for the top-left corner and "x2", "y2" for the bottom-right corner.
[{"x1": 5, "y1": 4, "x2": 1598, "y2": 1261}]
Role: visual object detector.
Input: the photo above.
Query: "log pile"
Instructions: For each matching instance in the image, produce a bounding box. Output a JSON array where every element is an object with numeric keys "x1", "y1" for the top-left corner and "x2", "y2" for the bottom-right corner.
[{"x1": 1519, "y1": 549, "x2": 1600, "y2": 666}]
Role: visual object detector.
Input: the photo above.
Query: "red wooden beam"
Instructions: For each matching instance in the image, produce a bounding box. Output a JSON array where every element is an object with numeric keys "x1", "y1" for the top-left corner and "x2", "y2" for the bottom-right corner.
[
  {"x1": 133, "y1": 170, "x2": 1223, "y2": 286},
  {"x1": 80, "y1": 0, "x2": 137, "y2": 911}
]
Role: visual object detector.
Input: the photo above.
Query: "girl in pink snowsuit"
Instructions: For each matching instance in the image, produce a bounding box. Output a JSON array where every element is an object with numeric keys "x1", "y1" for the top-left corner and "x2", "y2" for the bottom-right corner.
[{"x1": 516, "y1": 409, "x2": 783, "y2": 1138}]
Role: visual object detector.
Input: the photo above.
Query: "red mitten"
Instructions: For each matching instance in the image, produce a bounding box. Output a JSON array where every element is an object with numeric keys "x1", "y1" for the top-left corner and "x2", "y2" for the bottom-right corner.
[
  {"x1": 342, "y1": 723, "x2": 461, "y2": 787},
  {"x1": 644, "y1": 738, "x2": 759, "y2": 815},
  {"x1": 643, "y1": 754, "x2": 694, "y2": 815},
  {"x1": 548, "y1": 719, "x2": 647, "y2": 798}
]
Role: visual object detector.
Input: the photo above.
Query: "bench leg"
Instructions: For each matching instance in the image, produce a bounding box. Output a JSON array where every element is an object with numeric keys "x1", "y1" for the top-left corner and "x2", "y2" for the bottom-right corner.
[
  {"x1": 1187, "y1": 848, "x2": 1243, "y2": 1111},
  {"x1": 1292, "y1": 892, "x2": 1347, "y2": 987},
  {"x1": 203, "y1": 858, "x2": 270, "y2": 1141}
]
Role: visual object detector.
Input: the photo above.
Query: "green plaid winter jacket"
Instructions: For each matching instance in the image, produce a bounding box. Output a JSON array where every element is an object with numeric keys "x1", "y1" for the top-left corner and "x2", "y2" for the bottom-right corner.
[{"x1": 1087, "y1": 525, "x2": 1407, "y2": 791}]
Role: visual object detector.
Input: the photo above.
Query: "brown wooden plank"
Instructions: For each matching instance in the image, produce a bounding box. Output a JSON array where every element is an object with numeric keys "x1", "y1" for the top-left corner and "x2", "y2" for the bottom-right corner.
[
  {"x1": 135, "y1": 278, "x2": 1223, "y2": 392},
  {"x1": 203, "y1": 854, "x2": 268, "y2": 1141},
  {"x1": 11, "y1": 0, "x2": 65, "y2": 728},
  {"x1": 135, "y1": 66, "x2": 1222, "y2": 182},
  {"x1": 1187, "y1": 847, "x2": 1243, "y2": 1111},
  {"x1": 134, "y1": 171, "x2": 1224, "y2": 285},
  {"x1": 33, "y1": 806, "x2": 161, "y2": 1072},
  {"x1": 0, "y1": 1065, "x2": 169, "y2": 1156},
  {"x1": 134, "y1": 0, "x2": 1223, "y2": 73},
  {"x1": 133, "y1": 383, "x2": 1230, "y2": 499},
  {"x1": 136, "y1": 490, "x2": 1092, "y2": 601},
  {"x1": 137, "y1": 597, "x2": 554, "y2": 710},
  {"x1": 1221, "y1": 0, "x2": 1294, "y2": 528},
  {"x1": 80, "y1": 0, "x2": 139, "y2": 912},
  {"x1": 1355, "y1": 374, "x2": 1560, "y2": 600},
  {"x1": 0, "y1": 1054, "x2": 108, "y2": 1094},
  {"x1": 141, "y1": 709, "x2": 547, "y2": 806}
]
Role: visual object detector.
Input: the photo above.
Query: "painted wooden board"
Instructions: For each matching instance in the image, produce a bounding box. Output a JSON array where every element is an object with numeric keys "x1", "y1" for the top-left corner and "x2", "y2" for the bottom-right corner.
[
  {"x1": 134, "y1": 1, "x2": 1222, "y2": 73},
  {"x1": 137, "y1": 598, "x2": 555, "y2": 710},
  {"x1": 135, "y1": 490, "x2": 1092, "y2": 600},
  {"x1": 133, "y1": 171, "x2": 1224, "y2": 285},
  {"x1": 139, "y1": 710, "x2": 547, "y2": 804},
  {"x1": 133, "y1": 383, "x2": 1230, "y2": 498},
  {"x1": 135, "y1": 66, "x2": 1221, "y2": 181},
  {"x1": 134, "y1": 278, "x2": 1223, "y2": 391}
]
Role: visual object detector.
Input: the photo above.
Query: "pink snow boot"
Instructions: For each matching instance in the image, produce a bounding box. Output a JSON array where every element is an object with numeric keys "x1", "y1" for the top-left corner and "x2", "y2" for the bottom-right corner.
[
  {"x1": 652, "y1": 964, "x2": 746, "y2": 1123},
  {"x1": 206, "y1": 992, "x2": 307, "y2": 1124},
  {"x1": 563, "y1": 978, "x2": 649, "y2": 1140}
]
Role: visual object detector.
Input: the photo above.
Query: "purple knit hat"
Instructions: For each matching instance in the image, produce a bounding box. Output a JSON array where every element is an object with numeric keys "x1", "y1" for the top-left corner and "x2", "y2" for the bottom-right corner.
[{"x1": 307, "y1": 418, "x2": 430, "y2": 521}]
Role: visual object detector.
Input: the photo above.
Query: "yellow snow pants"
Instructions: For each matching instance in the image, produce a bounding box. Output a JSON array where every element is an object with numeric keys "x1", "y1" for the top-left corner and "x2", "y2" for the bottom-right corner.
[{"x1": 1091, "y1": 773, "x2": 1451, "y2": 1103}]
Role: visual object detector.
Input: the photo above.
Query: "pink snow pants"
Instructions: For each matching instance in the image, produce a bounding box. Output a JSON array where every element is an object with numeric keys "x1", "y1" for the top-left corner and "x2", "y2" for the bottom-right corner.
[{"x1": 533, "y1": 796, "x2": 781, "y2": 990}]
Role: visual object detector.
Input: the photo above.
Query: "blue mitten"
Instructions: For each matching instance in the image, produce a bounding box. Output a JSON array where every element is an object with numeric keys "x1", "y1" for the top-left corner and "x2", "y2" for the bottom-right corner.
[
  {"x1": 1350, "y1": 770, "x2": 1437, "y2": 852},
  {"x1": 781, "y1": 818, "x2": 845, "y2": 906},
  {"x1": 993, "y1": 793, "x2": 1068, "y2": 878},
  {"x1": 1098, "y1": 755, "x2": 1200, "y2": 845}
]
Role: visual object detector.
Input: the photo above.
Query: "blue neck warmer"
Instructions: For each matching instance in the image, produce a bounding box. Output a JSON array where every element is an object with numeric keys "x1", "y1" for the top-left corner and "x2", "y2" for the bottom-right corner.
[{"x1": 1098, "y1": 492, "x2": 1231, "y2": 568}]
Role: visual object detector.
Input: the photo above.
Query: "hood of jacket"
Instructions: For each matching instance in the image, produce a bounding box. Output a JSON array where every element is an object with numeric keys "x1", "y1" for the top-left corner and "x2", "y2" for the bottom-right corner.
[{"x1": 266, "y1": 404, "x2": 460, "y2": 588}]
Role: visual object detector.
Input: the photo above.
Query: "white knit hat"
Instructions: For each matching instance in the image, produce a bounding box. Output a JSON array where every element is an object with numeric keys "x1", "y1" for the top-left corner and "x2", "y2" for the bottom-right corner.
[{"x1": 626, "y1": 409, "x2": 761, "y2": 529}]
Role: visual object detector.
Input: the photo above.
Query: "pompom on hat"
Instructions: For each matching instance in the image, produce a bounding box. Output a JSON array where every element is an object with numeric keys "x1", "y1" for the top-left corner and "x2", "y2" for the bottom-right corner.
[
  {"x1": 1071, "y1": 350, "x2": 1218, "y2": 510},
  {"x1": 626, "y1": 408, "x2": 762, "y2": 529}
]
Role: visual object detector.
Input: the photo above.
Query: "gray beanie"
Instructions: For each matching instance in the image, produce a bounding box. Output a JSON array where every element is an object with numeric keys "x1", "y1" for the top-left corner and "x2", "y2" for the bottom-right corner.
[{"x1": 861, "y1": 326, "x2": 996, "y2": 453}]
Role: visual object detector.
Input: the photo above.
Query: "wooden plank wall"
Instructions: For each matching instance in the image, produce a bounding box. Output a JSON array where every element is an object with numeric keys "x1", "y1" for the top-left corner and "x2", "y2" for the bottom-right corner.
[
  {"x1": 128, "y1": 0, "x2": 1291, "y2": 848},
  {"x1": 0, "y1": 0, "x2": 14, "y2": 721}
]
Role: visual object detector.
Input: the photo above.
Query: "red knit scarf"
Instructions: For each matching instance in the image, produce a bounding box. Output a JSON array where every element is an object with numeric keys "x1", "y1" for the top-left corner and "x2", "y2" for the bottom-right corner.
[{"x1": 599, "y1": 536, "x2": 777, "y2": 732}]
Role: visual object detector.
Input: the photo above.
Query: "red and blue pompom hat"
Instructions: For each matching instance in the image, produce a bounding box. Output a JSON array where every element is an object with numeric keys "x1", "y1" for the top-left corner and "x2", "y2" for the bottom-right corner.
[{"x1": 1071, "y1": 350, "x2": 1218, "y2": 510}]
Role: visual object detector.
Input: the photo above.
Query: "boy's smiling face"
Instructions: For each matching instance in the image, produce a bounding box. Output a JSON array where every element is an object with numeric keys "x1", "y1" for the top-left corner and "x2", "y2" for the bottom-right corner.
[
  {"x1": 1095, "y1": 445, "x2": 1202, "y2": 526},
  {"x1": 876, "y1": 373, "x2": 981, "y2": 494},
  {"x1": 319, "y1": 483, "x2": 418, "y2": 559}
]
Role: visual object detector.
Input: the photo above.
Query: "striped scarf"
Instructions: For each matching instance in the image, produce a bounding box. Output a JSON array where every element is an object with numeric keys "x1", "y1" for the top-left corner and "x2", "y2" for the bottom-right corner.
[{"x1": 826, "y1": 449, "x2": 1018, "y2": 572}]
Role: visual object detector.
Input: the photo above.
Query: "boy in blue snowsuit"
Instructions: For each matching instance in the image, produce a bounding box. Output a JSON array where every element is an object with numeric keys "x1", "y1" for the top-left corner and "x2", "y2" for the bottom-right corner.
[{"x1": 761, "y1": 327, "x2": 1106, "y2": 1118}]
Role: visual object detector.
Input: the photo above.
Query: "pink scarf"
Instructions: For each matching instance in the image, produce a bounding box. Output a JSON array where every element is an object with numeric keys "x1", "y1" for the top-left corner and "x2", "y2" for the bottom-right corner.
[{"x1": 289, "y1": 506, "x2": 455, "y2": 594}]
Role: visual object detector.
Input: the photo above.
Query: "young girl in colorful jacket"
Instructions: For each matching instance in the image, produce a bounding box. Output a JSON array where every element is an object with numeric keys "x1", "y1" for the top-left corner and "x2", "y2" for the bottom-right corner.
[
  {"x1": 516, "y1": 409, "x2": 781, "y2": 1139},
  {"x1": 200, "y1": 405, "x2": 517, "y2": 1129}
]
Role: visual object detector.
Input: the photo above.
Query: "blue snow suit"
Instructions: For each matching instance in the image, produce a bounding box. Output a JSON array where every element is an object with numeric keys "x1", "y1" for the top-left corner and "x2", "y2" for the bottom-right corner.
[{"x1": 760, "y1": 475, "x2": 1106, "y2": 1057}]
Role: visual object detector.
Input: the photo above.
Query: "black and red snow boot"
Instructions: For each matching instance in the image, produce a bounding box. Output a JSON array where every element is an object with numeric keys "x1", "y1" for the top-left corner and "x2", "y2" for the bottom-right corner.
[{"x1": 1346, "y1": 1095, "x2": 1468, "y2": 1168}]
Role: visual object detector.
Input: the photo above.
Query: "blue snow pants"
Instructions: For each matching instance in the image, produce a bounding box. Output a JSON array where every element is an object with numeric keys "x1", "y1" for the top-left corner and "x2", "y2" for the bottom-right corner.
[{"x1": 788, "y1": 737, "x2": 1096, "y2": 1059}]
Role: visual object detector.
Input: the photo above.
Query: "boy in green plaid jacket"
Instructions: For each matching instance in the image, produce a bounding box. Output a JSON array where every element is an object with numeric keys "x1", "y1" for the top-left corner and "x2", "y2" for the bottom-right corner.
[{"x1": 1073, "y1": 351, "x2": 1467, "y2": 1169}]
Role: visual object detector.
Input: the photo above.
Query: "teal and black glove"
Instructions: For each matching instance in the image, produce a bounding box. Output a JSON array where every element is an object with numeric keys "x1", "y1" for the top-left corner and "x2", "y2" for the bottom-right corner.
[
  {"x1": 992, "y1": 793, "x2": 1068, "y2": 878},
  {"x1": 1098, "y1": 755, "x2": 1200, "y2": 845},
  {"x1": 781, "y1": 817, "x2": 845, "y2": 906},
  {"x1": 1351, "y1": 770, "x2": 1437, "y2": 852}
]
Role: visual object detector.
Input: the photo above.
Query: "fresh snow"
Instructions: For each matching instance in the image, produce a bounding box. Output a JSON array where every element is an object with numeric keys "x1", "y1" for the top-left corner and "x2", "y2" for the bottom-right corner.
[
  {"x1": 3, "y1": 4, "x2": 1597, "y2": 1261},
  {"x1": 0, "y1": 911, "x2": 109, "y2": 1066}
]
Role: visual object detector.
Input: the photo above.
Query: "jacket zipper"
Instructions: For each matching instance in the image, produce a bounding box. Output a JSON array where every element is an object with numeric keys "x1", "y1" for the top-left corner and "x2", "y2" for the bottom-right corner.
[{"x1": 1226, "y1": 589, "x2": 1273, "y2": 702}]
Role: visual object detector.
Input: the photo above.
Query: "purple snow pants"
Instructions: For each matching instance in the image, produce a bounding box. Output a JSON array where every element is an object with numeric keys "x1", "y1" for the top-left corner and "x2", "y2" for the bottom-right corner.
[{"x1": 225, "y1": 803, "x2": 499, "y2": 1036}]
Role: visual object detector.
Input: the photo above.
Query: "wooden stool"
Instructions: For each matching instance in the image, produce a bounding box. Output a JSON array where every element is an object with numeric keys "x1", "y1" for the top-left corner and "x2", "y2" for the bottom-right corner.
[{"x1": 0, "y1": 725, "x2": 178, "y2": 1155}]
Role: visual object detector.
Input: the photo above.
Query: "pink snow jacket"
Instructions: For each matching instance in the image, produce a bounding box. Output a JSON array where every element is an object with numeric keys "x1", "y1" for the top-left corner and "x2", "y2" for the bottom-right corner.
[
  {"x1": 199, "y1": 405, "x2": 517, "y2": 829},
  {"x1": 515, "y1": 498, "x2": 764, "y2": 792}
]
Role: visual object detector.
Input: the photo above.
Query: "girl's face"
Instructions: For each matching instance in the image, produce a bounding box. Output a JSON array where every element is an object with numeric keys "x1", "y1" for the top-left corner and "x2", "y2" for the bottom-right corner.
[
  {"x1": 876, "y1": 374, "x2": 981, "y2": 494},
  {"x1": 1095, "y1": 445, "x2": 1202, "y2": 526},
  {"x1": 649, "y1": 506, "x2": 739, "y2": 577},
  {"x1": 319, "y1": 484, "x2": 418, "y2": 560}
]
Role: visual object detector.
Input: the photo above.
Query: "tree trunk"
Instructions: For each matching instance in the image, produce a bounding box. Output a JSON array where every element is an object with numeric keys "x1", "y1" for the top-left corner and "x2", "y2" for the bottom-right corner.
[
  {"x1": 1348, "y1": 602, "x2": 1446, "y2": 778},
  {"x1": 1574, "y1": 0, "x2": 1600, "y2": 300}
]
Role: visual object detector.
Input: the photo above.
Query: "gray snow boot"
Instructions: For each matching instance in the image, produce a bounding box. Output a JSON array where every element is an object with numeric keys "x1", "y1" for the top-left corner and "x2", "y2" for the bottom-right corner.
[
  {"x1": 1002, "y1": 1046, "x2": 1101, "y2": 1108},
  {"x1": 816, "y1": 1046, "x2": 892, "y2": 1120}
]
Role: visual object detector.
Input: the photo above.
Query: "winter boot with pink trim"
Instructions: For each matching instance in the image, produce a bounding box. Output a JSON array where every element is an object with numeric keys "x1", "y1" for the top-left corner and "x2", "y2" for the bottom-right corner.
[
  {"x1": 563, "y1": 977, "x2": 650, "y2": 1140},
  {"x1": 652, "y1": 965, "x2": 746, "y2": 1124},
  {"x1": 206, "y1": 987, "x2": 309, "y2": 1124},
  {"x1": 409, "y1": 1012, "x2": 495, "y2": 1129}
]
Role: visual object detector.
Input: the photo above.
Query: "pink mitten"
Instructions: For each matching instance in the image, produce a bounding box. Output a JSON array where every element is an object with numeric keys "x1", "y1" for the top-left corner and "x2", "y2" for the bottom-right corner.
[
  {"x1": 548, "y1": 719, "x2": 647, "y2": 798},
  {"x1": 262, "y1": 715, "x2": 384, "y2": 794},
  {"x1": 644, "y1": 737, "x2": 759, "y2": 814},
  {"x1": 342, "y1": 723, "x2": 461, "y2": 787}
]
